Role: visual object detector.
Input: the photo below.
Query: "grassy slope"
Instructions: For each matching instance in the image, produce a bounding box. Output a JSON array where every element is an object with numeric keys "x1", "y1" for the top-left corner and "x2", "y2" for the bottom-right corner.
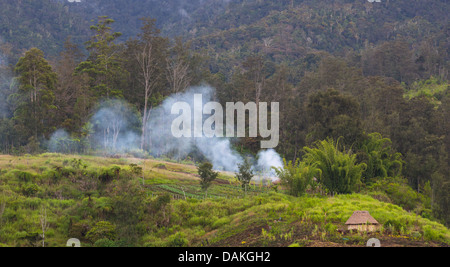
[{"x1": 0, "y1": 154, "x2": 448, "y2": 247}]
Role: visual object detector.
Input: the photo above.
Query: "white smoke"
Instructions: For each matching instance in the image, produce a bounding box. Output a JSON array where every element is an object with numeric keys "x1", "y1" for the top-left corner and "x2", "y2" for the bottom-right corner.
[
  {"x1": 90, "y1": 99, "x2": 141, "y2": 152},
  {"x1": 178, "y1": 8, "x2": 191, "y2": 20},
  {"x1": 146, "y1": 85, "x2": 243, "y2": 172},
  {"x1": 145, "y1": 85, "x2": 284, "y2": 174},
  {"x1": 47, "y1": 85, "x2": 284, "y2": 177},
  {"x1": 49, "y1": 129, "x2": 71, "y2": 153},
  {"x1": 256, "y1": 149, "x2": 283, "y2": 180},
  {"x1": 48, "y1": 99, "x2": 141, "y2": 154}
]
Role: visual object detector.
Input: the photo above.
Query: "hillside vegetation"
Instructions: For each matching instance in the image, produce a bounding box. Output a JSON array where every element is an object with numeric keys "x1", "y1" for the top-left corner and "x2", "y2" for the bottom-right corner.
[
  {"x1": 0, "y1": 0, "x2": 448, "y2": 246},
  {"x1": 0, "y1": 154, "x2": 448, "y2": 247}
]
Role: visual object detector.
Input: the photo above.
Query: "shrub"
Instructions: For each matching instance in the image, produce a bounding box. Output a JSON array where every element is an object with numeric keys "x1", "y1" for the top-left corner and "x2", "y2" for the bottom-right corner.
[
  {"x1": 235, "y1": 158, "x2": 254, "y2": 194},
  {"x1": 42, "y1": 170, "x2": 61, "y2": 184},
  {"x1": 384, "y1": 219, "x2": 406, "y2": 233},
  {"x1": 197, "y1": 162, "x2": 218, "y2": 197},
  {"x1": 69, "y1": 221, "x2": 91, "y2": 240},
  {"x1": 21, "y1": 183, "x2": 39, "y2": 197},
  {"x1": 99, "y1": 166, "x2": 121, "y2": 183},
  {"x1": 423, "y1": 225, "x2": 438, "y2": 241},
  {"x1": 212, "y1": 217, "x2": 231, "y2": 229},
  {"x1": 155, "y1": 163, "x2": 167, "y2": 170},
  {"x1": 358, "y1": 133, "x2": 403, "y2": 184},
  {"x1": 324, "y1": 223, "x2": 337, "y2": 234},
  {"x1": 303, "y1": 138, "x2": 366, "y2": 194},
  {"x1": 86, "y1": 221, "x2": 117, "y2": 243},
  {"x1": 94, "y1": 238, "x2": 117, "y2": 247},
  {"x1": 16, "y1": 171, "x2": 34, "y2": 183},
  {"x1": 369, "y1": 177, "x2": 421, "y2": 211},
  {"x1": 70, "y1": 158, "x2": 87, "y2": 170},
  {"x1": 129, "y1": 164, "x2": 143, "y2": 176},
  {"x1": 167, "y1": 232, "x2": 189, "y2": 247},
  {"x1": 273, "y1": 158, "x2": 320, "y2": 197}
]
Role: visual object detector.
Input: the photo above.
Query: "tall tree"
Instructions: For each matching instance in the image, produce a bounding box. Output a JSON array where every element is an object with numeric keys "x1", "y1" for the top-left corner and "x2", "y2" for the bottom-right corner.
[
  {"x1": 306, "y1": 89, "x2": 364, "y2": 147},
  {"x1": 76, "y1": 16, "x2": 124, "y2": 99},
  {"x1": 167, "y1": 38, "x2": 191, "y2": 95},
  {"x1": 14, "y1": 48, "x2": 57, "y2": 144},
  {"x1": 243, "y1": 55, "x2": 266, "y2": 108},
  {"x1": 362, "y1": 39, "x2": 417, "y2": 84},
  {"x1": 54, "y1": 38, "x2": 88, "y2": 132},
  {"x1": 130, "y1": 18, "x2": 168, "y2": 150}
]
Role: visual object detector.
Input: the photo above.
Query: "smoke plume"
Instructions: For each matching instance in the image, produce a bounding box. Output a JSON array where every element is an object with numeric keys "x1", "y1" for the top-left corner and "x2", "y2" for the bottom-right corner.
[
  {"x1": 48, "y1": 85, "x2": 284, "y2": 177},
  {"x1": 145, "y1": 85, "x2": 243, "y2": 172}
]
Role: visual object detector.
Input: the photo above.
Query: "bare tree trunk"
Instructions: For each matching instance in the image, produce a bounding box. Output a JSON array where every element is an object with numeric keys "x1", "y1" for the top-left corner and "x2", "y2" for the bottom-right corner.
[
  {"x1": 136, "y1": 43, "x2": 157, "y2": 151},
  {"x1": 39, "y1": 207, "x2": 49, "y2": 247},
  {"x1": 141, "y1": 99, "x2": 148, "y2": 150},
  {"x1": 112, "y1": 119, "x2": 120, "y2": 151},
  {"x1": 167, "y1": 55, "x2": 190, "y2": 95}
]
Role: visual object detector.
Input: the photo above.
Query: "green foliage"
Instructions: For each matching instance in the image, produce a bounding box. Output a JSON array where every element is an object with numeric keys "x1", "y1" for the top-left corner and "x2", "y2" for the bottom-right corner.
[
  {"x1": 13, "y1": 48, "x2": 57, "y2": 144},
  {"x1": 197, "y1": 162, "x2": 219, "y2": 195},
  {"x1": 129, "y1": 164, "x2": 143, "y2": 176},
  {"x1": 86, "y1": 221, "x2": 117, "y2": 243},
  {"x1": 368, "y1": 177, "x2": 428, "y2": 212},
  {"x1": 166, "y1": 232, "x2": 189, "y2": 247},
  {"x1": 94, "y1": 238, "x2": 117, "y2": 247},
  {"x1": 98, "y1": 166, "x2": 121, "y2": 183},
  {"x1": 212, "y1": 217, "x2": 231, "y2": 229},
  {"x1": 0, "y1": 151, "x2": 448, "y2": 247},
  {"x1": 358, "y1": 133, "x2": 403, "y2": 184},
  {"x1": 307, "y1": 89, "x2": 364, "y2": 147},
  {"x1": 273, "y1": 158, "x2": 320, "y2": 197},
  {"x1": 235, "y1": 158, "x2": 254, "y2": 193},
  {"x1": 405, "y1": 77, "x2": 449, "y2": 105},
  {"x1": 0, "y1": 0, "x2": 449, "y2": 244},
  {"x1": 21, "y1": 183, "x2": 40, "y2": 197},
  {"x1": 76, "y1": 16, "x2": 125, "y2": 99},
  {"x1": 16, "y1": 171, "x2": 34, "y2": 183},
  {"x1": 303, "y1": 138, "x2": 366, "y2": 195}
]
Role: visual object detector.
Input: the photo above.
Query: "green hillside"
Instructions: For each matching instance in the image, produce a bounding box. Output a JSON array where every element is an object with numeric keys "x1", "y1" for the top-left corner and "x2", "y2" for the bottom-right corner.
[
  {"x1": 0, "y1": 0, "x2": 448, "y2": 248},
  {"x1": 0, "y1": 154, "x2": 448, "y2": 247}
]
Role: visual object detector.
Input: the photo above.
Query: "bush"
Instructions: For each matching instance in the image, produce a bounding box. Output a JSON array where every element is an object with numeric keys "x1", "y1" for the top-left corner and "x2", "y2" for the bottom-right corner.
[
  {"x1": 16, "y1": 171, "x2": 34, "y2": 183},
  {"x1": 384, "y1": 219, "x2": 406, "y2": 233},
  {"x1": 303, "y1": 138, "x2": 366, "y2": 194},
  {"x1": 94, "y1": 238, "x2": 117, "y2": 247},
  {"x1": 167, "y1": 232, "x2": 189, "y2": 247},
  {"x1": 369, "y1": 177, "x2": 422, "y2": 211},
  {"x1": 197, "y1": 162, "x2": 218, "y2": 196},
  {"x1": 21, "y1": 183, "x2": 39, "y2": 197},
  {"x1": 155, "y1": 163, "x2": 167, "y2": 170},
  {"x1": 69, "y1": 221, "x2": 91, "y2": 240},
  {"x1": 235, "y1": 158, "x2": 254, "y2": 193},
  {"x1": 423, "y1": 225, "x2": 441, "y2": 241},
  {"x1": 42, "y1": 170, "x2": 61, "y2": 184},
  {"x1": 129, "y1": 164, "x2": 143, "y2": 176},
  {"x1": 99, "y1": 166, "x2": 121, "y2": 183},
  {"x1": 273, "y1": 158, "x2": 320, "y2": 197},
  {"x1": 86, "y1": 221, "x2": 117, "y2": 243},
  {"x1": 324, "y1": 223, "x2": 337, "y2": 234},
  {"x1": 212, "y1": 217, "x2": 231, "y2": 229}
]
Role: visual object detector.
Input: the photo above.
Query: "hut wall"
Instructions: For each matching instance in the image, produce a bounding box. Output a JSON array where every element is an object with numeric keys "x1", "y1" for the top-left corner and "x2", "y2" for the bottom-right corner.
[{"x1": 347, "y1": 224, "x2": 380, "y2": 232}]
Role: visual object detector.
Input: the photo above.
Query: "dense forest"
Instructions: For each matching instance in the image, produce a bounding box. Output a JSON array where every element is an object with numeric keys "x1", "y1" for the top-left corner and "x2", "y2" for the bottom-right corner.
[{"x1": 0, "y1": 0, "x2": 449, "y2": 245}]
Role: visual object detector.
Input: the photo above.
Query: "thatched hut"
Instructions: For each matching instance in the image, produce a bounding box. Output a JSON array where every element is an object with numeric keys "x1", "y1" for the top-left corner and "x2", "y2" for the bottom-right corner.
[{"x1": 345, "y1": 211, "x2": 380, "y2": 232}]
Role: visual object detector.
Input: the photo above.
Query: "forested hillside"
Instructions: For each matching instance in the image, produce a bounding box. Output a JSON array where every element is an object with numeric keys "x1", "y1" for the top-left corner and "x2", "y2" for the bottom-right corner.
[{"x1": 0, "y1": 0, "x2": 449, "y2": 246}]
